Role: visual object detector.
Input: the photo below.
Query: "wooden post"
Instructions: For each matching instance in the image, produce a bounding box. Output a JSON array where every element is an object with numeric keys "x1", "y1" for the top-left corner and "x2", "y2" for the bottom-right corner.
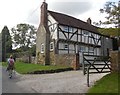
[
  {"x1": 87, "y1": 67, "x2": 90, "y2": 87},
  {"x1": 82, "y1": 54, "x2": 85, "y2": 75}
]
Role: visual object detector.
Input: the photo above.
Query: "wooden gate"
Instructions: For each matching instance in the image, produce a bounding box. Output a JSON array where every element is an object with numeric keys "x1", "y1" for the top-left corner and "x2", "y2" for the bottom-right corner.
[{"x1": 82, "y1": 53, "x2": 111, "y2": 87}]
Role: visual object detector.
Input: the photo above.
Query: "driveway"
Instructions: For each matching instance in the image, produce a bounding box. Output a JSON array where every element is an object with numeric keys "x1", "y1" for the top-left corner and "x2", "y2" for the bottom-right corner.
[{"x1": 15, "y1": 70, "x2": 107, "y2": 93}]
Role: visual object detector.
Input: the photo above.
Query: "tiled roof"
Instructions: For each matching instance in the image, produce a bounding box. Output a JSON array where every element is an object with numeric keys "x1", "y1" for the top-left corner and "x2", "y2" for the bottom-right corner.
[{"x1": 48, "y1": 10, "x2": 100, "y2": 34}]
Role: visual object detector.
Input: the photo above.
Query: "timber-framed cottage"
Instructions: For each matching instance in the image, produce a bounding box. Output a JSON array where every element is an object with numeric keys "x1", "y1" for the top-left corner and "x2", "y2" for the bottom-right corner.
[{"x1": 36, "y1": 1, "x2": 113, "y2": 66}]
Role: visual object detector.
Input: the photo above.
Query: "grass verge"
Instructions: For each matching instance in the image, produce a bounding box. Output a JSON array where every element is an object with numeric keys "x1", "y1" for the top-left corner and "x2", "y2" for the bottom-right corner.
[
  {"x1": 87, "y1": 72, "x2": 119, "y2": 94},
  {"x1": 2, "y1": 61, "x2": 72, "y2": 74}
]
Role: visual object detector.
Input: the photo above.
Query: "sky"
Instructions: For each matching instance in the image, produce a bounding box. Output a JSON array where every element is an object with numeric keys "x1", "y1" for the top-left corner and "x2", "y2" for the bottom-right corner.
[{"x1": 0, "y1": 0, "x2": 119, "y2": 33}]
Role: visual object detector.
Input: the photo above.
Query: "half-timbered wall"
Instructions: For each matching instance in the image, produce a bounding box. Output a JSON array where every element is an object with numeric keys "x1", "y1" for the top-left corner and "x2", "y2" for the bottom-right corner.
[
  {"x1": 47, "y1": 14, "x2": 112, "y2": 58},
  {"x1": 48, "y1": 13, "x2": 58, "y2": 40},
  {"x1": 57, "y1": 25, "x2": 102, "y2": 55}
]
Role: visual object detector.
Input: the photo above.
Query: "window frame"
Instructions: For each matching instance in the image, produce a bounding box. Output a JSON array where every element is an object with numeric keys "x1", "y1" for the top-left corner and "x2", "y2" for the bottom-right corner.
[
  {"x1": 41, "y1": 44, "x2": 44, "y2": 53},
  {"x1": 64, "y1": 44, "x2": 68, "y2": 50},
  {"x1": 50, "y1": 42, "x2": 54, "y2": 51}
]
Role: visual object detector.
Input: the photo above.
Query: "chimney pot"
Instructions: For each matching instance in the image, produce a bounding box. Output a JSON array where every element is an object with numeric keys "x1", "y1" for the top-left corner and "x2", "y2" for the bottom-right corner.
[{"x1": 87, "y1": 18, "x2": 92, "y2": 24}]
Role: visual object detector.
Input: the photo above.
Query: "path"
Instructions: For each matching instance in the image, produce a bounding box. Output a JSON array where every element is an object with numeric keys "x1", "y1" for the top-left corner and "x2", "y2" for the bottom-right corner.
[
  {"x1": 2, "y1": 67, "x2": 35, "y2": 93},
  {"x1": 16, "y1": 70, "x2": 107, "y2": 93},
  {"x1": 2, "y1": 66, "x2": 108, "y2": 93}
]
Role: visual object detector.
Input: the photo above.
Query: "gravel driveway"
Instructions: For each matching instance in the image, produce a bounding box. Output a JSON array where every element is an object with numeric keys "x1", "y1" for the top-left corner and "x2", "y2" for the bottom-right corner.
[{"x1": 16, "y1": 70, "x2": 107, "y2": 93}]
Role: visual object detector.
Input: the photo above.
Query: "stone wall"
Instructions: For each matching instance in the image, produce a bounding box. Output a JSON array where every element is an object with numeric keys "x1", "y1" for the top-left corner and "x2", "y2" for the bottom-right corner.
[
  {"x1": 54, "y1": 54, "x2": 75, "y2": 66},
  {"x1": 16, "y1": 56, "x2": 35, "y2": 64},
  {"x1": 54, "y1": 54, "x2": 79, "y2": 70},
  {"x1": 50, "y1": 51, "x2": 55, "y2": 65},
  {"x1": 16, "y1": 52, "x2": 79, "y2": 70},
  {"x1": 110, "y1": 51, "x2": 120, "y2": 72},
  {"x1": 71, "y1": 53, "x2": 79, "y2": 70}
]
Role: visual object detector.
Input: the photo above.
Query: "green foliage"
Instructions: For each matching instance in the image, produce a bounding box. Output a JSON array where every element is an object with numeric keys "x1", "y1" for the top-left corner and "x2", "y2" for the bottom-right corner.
[
  {"x1": 87, "y1": 72, "x2": 119, "y2": 93},
  {"x1": 2, "y1": 61, "x2": 71, "y2": 74},
  {"x1": 11, "y1": 23, "x2": 37, "y2": 51},
  {"x1": 29, "y1": 44, "x2": 36, "y2": 56},
  {"x1": 1, "y1": 26, "x2": 12, "y2": 61},
  {"x1": 95, "y1": 1, "x2": 120, "y2": 28},
  {"x1": 98, "y1": 28, "x2": 119, "y2": 37}
]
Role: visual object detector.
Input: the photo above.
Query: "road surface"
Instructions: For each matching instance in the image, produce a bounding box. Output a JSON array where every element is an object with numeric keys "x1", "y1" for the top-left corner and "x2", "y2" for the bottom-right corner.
[
  {"x1": 2, "y1": 67, "x2": 34, "y2": 93},
  {"x1": 2, "y1": 66, "x2": 107, "y2": 93}
]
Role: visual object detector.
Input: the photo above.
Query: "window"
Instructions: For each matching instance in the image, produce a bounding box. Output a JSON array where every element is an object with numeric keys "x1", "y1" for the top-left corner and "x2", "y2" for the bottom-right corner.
[
  {"x1": 89, "y1": 47, "x2": 93, "y2": 52},
  {"x1": 50, "y1": 42, "x2": 54, "y2": 51},
  {"x1": 69, "y1": 27, "x2": 73, "y2": 32},
  {"x1": 64, "y1": 44, "x2": 68, "y2": 49},
  {"x1": 64, "y1": 26, "x2": 68, "y2": 32},
  {"x1": 80, "y1": 46, "x2": 85, "y2": 52},
  {"x1": 84, "y1": 31, "x2": 89, "y2": 36},
  {"x1": 41, "y1": 44, "x2": 44, "y2": 53}
]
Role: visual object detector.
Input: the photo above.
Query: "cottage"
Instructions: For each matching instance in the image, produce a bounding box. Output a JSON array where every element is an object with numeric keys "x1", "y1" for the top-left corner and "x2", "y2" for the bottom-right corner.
[{"x1": 36, "y1": 1, "x2": 113, "y2": 66}]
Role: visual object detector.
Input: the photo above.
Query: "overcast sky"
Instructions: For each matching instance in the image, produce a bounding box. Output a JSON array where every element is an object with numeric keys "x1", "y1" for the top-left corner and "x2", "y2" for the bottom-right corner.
[{"x1": 0, "y1": 0, "x2": 119, "y2": 32}]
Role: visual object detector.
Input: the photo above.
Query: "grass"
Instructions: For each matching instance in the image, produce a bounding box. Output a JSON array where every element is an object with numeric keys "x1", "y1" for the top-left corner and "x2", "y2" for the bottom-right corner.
[
  {"x1": 2, "y1": 61, "x2": 72, "y2": 74},
  {"x1": 87, "y1": 72, "x2": 119, "y2": 94}
]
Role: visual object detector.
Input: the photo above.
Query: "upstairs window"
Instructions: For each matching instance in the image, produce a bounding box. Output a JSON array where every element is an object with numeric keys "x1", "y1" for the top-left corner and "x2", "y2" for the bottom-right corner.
[
  {"x1": 50, "y1": 42, "x2": 54, "y2": 51},
  {"x1": 41, "y1": 44, "x2": 44, "y2": 53},
  {"x1": 84, "y1": 31, "x2": 89, "y2": 36},
  {"x1": 69, "y1": 27, "x2": 73, "y2": 32},
  {"x1": 64, "y1": 26, "x2": 68, "y2": 32}
]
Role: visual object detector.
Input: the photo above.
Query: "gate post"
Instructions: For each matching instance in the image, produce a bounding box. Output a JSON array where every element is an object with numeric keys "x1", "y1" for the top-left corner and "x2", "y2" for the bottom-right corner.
[
  {"x1": 71, "y1": 53, "x2": 79, "y2": 70},
  {"x1": 110, "y1": 50, "x2": 120, "y2": 73}
]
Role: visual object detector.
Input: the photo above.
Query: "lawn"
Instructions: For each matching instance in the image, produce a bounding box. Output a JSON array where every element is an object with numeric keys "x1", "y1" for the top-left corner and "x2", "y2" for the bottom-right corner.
[
  {"x1": 2, "y1": 61, "x2": 72, "y2": 74},
  {"x1": 87, "y1": 72, "x2": 119, "y2": 94}
]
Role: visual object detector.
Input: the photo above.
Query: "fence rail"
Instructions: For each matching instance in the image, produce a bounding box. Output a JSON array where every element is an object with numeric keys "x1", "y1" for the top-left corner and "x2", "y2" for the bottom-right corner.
[{"x1": 82, "y1": 53, "x2": 111, "y2": 87}]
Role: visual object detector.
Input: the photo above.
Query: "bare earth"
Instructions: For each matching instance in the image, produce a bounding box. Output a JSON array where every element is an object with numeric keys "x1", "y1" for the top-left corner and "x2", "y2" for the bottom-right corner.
[{"x1": 16, "y1": 70, "x2": 107, "y2": 93}]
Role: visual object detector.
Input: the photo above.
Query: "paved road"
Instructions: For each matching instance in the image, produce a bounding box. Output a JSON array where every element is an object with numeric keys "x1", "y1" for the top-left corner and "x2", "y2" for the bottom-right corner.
[
  {"x1": 2, "y1": 66, "x2": 108, "y2": 93},
  {"x1": 2, "y1": 67, "x2": 34, "y2": 93},
  {"x1": 16, "y1": 70, "x2": 107, "y2": 93}
]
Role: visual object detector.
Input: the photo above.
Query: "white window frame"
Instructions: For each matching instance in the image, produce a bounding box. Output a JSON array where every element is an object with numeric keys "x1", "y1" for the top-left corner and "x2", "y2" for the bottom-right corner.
[
  {"x1": 64, "y1": 44, "x2": 68, "y2": 50},
  {"x1": 41, "y1": 44, "x2": 44, "y2": 53},
  {"x1": 50, "y1": 42, "x2": 54, "y2": 51}
]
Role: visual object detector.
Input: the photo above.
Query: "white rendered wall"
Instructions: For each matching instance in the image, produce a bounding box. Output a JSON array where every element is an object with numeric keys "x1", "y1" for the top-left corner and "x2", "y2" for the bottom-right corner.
[{"x1": 48, "y1": 13, "x2": 58, "y2": 40}]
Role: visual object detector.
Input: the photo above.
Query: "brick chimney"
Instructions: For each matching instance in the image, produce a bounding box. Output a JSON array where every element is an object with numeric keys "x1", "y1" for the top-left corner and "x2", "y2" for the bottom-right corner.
[
  {"x1": 40, "y1": 1, "x2": 50, "y2": 65},
  {"x1": 87, "y1": 18, "x2": 92, "y2": 24},
  {"x1": 40, "y1": 1, "x2": 48, "y2": 26}
]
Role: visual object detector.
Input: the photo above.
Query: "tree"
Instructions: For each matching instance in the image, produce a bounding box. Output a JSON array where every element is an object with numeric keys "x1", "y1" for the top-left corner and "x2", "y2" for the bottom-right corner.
[
  {"x1": 94, "y1": 1, "x2": 120, "y2": 28},
  {"x1": 98, "y1": 28, "x2": 119, "y2": 37},
  {"x1": 29, "y1": 44, "x2": 36, "y2": 56},
  {"x1": 1, "y1": 26, "x2": 12, "y2": 61},
  {"x1": 11, "y1": 23, "x2": 37, "y2": 51}
]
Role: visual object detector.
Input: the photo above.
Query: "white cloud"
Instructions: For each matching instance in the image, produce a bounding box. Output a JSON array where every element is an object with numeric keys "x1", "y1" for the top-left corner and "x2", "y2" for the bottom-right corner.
[
  {"x1": 0, "y1": 0, "x2": 42, "y2": 32},
  {"x1": 0, "y1": 0, "x2": 115, "y2": 33}
]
